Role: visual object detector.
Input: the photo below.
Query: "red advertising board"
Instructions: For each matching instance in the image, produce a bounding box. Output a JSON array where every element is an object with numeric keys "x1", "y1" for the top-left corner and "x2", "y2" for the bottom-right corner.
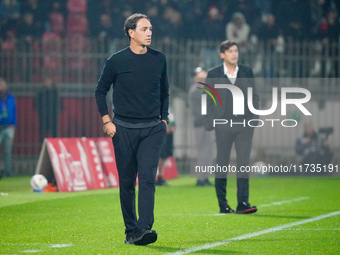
[
  {"x1": 45, "y1": 138, "x2": 105, "y2": 192},
  {"x1": 95, "y1": 138, "x2": 119, "y2": 188},
  {"x1": 35, "y1": 137, "x2": 177, "y2": 192},
  {"x1": 35, "y1": 137, "x2": 119, "y2": 192},
  {"x1": 161, "y1": 156, "x2": 179, "y2": 180},
  {"x1": 83, "y1": 138, "x2": 110, "y2": 189}
]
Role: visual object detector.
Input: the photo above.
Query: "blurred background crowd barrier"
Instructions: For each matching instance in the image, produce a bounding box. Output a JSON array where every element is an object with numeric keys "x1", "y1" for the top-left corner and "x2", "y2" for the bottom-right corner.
[
  {"x1": 0, "y1": 0, "x2": 339, "y2": 174},
  {"x1": 1, "y1": 38, "x2": 339, "y2": 175}
]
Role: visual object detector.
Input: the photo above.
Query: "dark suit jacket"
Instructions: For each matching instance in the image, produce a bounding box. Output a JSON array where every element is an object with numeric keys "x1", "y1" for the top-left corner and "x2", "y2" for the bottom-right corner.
[{"x1": 204, "y1": 64, "x2": 259, "y2": 130}]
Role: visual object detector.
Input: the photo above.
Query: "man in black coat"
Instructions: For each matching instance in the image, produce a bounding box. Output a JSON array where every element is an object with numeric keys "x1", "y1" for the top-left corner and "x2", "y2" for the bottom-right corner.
[
  {"x1": 95, "y1": 13, "x2": 169, "y2": 245},
  {"x1": 34, "y1": 77, "x2": 62, "y2": 142},
  {"x1": 205, "y1": 40, "x2": 259, "y2": 214}
]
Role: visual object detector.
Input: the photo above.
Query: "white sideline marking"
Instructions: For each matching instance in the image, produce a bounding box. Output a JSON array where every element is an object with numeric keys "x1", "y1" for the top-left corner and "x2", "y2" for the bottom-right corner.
[
  {"x1": 165, "y1": 211, "x2": 340, "y2": 255},
  {"x1": 16, "y1": 244, "x2": 73, "y2": 253},
  {"x1": 171, "y1": 197, "x2": 310, "y2": 217},
  {"x1": 20, "y1": 251, "x2": 42, "y2": 253},
  {"x1": 50, "y1": 244, "x2": 73, "y2": 248},
  {"x1": 282, "y1": 228, "x2": 340, "y2": 231},
  {"x1": 171, "y1": 213, "x2": 223, "y2": 216},
  {"x1": 258, "y1": 196, "x2": 310, "y2": 207},
  {"x1": 5, "y1": 243, "x2": 73, "y2": 246}
]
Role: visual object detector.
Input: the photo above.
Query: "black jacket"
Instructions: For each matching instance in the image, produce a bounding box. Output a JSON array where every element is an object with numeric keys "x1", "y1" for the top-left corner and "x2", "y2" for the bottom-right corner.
[
  {"x1": 95, "y1": 47, "x2": 169, "y2": 124},
  {"x1": 204, "y1": 64, "x2": 259, "y2": 130}
]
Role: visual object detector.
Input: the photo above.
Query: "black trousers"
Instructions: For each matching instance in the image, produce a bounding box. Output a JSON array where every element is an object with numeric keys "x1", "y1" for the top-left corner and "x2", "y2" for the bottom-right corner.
[
  {"x1": 39, "y1": 118, "x2": 58, "y2": 142},
  {"x1": 214, "y1": 124, "x2": 254, "y2": 209},
  {"x1": 112, "y1": 122, "x2": 166, "y2": 233}
]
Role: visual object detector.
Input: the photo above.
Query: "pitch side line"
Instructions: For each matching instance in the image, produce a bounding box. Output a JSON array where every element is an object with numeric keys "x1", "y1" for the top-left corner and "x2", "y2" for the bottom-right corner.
[
  {"x1": 257, "y1": 196, "x2": 310, "y2": 207},
  {"x1": 170, "y1": 197, "x2": 310, "y2": 216},
  {"x1": 165, "y1": 211, "x2": 340, "y2": 255}
]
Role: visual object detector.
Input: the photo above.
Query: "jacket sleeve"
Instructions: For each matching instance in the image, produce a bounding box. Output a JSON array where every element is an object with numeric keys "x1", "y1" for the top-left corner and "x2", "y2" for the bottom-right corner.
[
  {"x1": 160, "y1": 55, "x2": 169, "y2": 121},
  {"x1": 204, "y1": 71, "x2": 216, "y2": 131},
  {"x1": 295, "y1": 138, "x2": 305, "y2": 156},
  {"x1": 9, "y1": 94, "x2": 17, "y2": 126},
  {"x1": 248, "y1": 67, "x2": 260, "y2": 116},
  {"x1": 95, "y1": 58, "x2": 115, "y2": 117}
]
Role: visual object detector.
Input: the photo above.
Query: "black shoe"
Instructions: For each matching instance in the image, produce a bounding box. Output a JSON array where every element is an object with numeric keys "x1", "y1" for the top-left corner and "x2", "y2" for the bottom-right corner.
[
  {"x1": 204, "y1": 179, "x2": 213, "y2": 186},
  {"x1": 219, "y1": 205, "x2": 235, "y2": 214},
  {"x1": 196, "y1": 179, "x2": 213, "y2": 186},
  {"x1": 133, "y1": 229, "x2": 157, "y2": 246},
  {"x1": 196, "y1": 180, "x2": 206, "y2": 186},
  {"x1": 236, "y1": 202, "x2": 257, "y2": 214},
  {"x1": 156, "y1": 177, "x2": 168, "y2": 186},
  {"x1": 124, "y1": 231, "x2": 134, "y2": 245}
]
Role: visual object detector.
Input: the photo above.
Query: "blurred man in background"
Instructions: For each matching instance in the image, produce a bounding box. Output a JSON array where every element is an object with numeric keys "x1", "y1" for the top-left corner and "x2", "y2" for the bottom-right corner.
[
  {"x1": 156, "y1": 106, "x2": 175, "y2": 186},
  {"x1": 189, "y1": 67, "x2": 214, "y2": 186},
  {"x1": 0, "y1": 78, "x2": 17, "y2": 178},
  {"x1": 34, "y1": 77, "x2": 62, "y2": 142},
  {"x1": 295, "y1": 122, "x2": 333, "y2": 167},
  {"x1": 205, "y1": 40, "x2": 259, "y2": 214}
]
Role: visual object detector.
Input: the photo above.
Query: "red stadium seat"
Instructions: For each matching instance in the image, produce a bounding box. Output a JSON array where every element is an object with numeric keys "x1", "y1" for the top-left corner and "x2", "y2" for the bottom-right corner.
[
  {"x1": 33, "y1": 40, "x2": 41, "y2": 70},
  {"x1": 43, "y1": 55, "x2": 62, "y2": 70},
  {"x1": 0, "y1": 31, "x2": 17, "y2": 80},
  {"x1": 68, "y1": 57, "x2": 85, "y2": 70},
  {"x1": 1, "y1": 31, "x2": 16, "y2": 51},
  {"x1": 0, "y1": 41, "x2": 16, "y2": 80},
  {"x1": 67, "y1": 0, "x2": 87, "y2": 14},
  {"x1": 1, "y1": 40, "x2": 15, "y2": 51},
  {"x1": 42, "y1": 32, "x2": 62, "y2": 70},
  {"x1": 67, "y1": 13, "x2": 87, "y2": 34},
  {"x1": 66, "y1": 33, "x2": 87, "y2": 52},
  {"x1": 49, "y1": 12, "x2": 64, "y2": 35},
  {"x1": 66, "y1": 34, "x2": 88, "y2": 73},
  {"x1": 42, "y1": 32, "x2": 62, "y2": 53}
]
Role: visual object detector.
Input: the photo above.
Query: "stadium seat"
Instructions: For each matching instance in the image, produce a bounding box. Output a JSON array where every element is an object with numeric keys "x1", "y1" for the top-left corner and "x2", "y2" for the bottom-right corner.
[
  {"x1": 49, "y1": 12, "x2": 64, "y2": 35},
  {"x1": 33, "y1": 41, "x2": 41, "y2": 69},
  {"x1": 66, "y1": 33, "x2": 87, "y2": 52},
  {"x1": 67, "y1": 13, "x2": 87, "y2": 34},
  {"x1": 0, "y1": 31, "x2": 17, "y2": 80},
  {"x1": 1, "y1": 31, "x2": 16, "y2": 51},
  {"x1": 43, "y1": 55, "x2": 62, "y2": 70},
  {"x1": 1, "y1": 40, "x2": 15, "y2": 51},
  {"x1": 42, "y1": 32, "x2": 62, "y2": 53},
  {"x1": 42, "y1": 32, "x2": 62, "y2": 70},
  {"x1": 68, "y1": 57, "x2": 86, "y2": 70},
  {"x1": 67, "y1": 0, "x2": 87, "y2": 14}
]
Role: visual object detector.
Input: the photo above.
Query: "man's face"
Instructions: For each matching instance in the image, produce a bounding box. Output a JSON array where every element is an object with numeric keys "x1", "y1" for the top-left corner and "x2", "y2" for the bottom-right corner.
[
  {"x1": 267, "y1": 14, "x2": 275, "y2": 26},
  {"x1": 44, "y1": 78, "x2": 53, "y2": 88},
  {"x1": 0, "y1": 81, "x2": 7, "y2": 92},
  {"x1": 220, "y1": 45, "x2": 239, "y2": 66},
  {"x1": 305, "y1": 123, "x2": 314, "y2": 136},
  {"x1": 130, "y1": 18, "x2": 152, "y2": 46}
]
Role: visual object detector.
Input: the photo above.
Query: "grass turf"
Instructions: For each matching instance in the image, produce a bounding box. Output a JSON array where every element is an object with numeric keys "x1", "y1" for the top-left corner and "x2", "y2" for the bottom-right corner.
[{"x1": 0, "y1": 176, "x2": 339, "y2": 254}]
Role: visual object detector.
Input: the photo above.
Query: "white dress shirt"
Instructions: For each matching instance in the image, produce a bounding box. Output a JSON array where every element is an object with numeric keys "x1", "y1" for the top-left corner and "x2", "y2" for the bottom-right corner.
[{"x1": 223, "y1": 63, "x2": 239, "y2": 84}]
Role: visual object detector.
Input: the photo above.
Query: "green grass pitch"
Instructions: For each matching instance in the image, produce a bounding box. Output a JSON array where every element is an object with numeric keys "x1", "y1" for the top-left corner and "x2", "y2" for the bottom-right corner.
[{"x1": 0, "y1": 176, "x2": 339, "y2": 254}]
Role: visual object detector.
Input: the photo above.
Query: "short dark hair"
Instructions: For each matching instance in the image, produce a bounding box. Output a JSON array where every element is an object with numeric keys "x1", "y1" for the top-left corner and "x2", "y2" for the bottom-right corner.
[
  {"x1": 124, "y1": 13, "x2": 150, "y2": 41},
  {"x1": 219, "y1": 40, "x2": 238, "y2": 53}
]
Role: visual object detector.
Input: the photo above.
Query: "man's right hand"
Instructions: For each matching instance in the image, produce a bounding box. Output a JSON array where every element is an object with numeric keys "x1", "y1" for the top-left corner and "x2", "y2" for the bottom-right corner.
[
  {"x1": 304, "y1": 137, "x2": 311, "y2": 144},
  {"x1": 103, "y1": 122, "x2": 116, "y2": 138}
]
